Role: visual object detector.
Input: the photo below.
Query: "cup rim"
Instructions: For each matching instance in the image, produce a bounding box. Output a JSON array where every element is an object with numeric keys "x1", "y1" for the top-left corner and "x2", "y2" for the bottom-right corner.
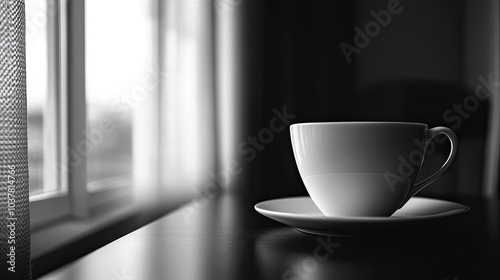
[{"x1": 290, "y1": 121, "x2": 427, "y2": 128}]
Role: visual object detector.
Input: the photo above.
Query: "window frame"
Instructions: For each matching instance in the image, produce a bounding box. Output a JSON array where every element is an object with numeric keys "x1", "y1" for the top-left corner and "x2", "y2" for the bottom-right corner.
[
  {"x1": 29, "y1": 0, "x2": 142, "y2": 227},
  {"x1": 29, "y1": 0, "x2": 70, "y2": 227}
]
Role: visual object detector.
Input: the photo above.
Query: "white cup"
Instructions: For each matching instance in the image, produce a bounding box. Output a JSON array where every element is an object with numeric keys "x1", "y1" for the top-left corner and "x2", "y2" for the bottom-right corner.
[{"x1": 290, "y1": 122, "x2": 458, "y2": 217}]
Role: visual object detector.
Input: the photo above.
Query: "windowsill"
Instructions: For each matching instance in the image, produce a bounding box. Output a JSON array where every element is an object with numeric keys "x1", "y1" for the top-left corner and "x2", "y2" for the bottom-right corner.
[{"x1": 31, "y1": 189, "x2": 193, "y2": 278}]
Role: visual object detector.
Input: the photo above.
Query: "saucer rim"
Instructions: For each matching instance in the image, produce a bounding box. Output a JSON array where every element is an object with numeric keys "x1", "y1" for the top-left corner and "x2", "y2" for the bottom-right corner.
[{"x1": 254, "y1": 196, "x2": 470, "y2": 224}]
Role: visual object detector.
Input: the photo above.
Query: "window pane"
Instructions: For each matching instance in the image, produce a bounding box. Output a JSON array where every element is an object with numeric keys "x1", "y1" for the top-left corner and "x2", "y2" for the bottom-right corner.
[
  {"x1": 26, "y1": 0, "x2": 49, "y2": 195},
  {"x1": 85, "y1": 0, "x2": 153, "y2": 191}
]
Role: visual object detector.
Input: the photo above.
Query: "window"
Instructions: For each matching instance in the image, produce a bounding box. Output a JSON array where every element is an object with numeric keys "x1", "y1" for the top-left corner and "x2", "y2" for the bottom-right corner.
[
  {"x1": 26, "y1": 0, "x2": 59, "y2": 196},
  {"x1": 27, "y1": 0, "x2": 70, "y2": 226},
  {"x1": 28, "y1": 0, "x2": 159, "y2": 226},
  {"x1": 85, "y1": 0, "x2": 154, "y2": 192}
]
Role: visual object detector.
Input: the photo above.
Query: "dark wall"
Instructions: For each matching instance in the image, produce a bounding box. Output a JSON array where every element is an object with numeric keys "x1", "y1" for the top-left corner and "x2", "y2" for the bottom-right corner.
[{"x1": 228, "y1": 0, "x2": 490, "y2": 201}]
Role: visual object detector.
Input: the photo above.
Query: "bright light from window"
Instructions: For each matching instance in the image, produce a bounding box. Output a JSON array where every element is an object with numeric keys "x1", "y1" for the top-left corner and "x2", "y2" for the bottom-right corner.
[
  {"x1": 85, "y1": 0, "x2": 154, "y2": 191},
  {"x1": 26, "y1": 0, "x2": 49, "y2": 195}
]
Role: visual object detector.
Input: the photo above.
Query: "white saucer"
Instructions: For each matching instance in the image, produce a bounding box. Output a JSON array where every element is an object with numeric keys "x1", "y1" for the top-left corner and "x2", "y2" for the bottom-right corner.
[{"x1": 255, "y1": 196, "x2": 470, "y2": 236}]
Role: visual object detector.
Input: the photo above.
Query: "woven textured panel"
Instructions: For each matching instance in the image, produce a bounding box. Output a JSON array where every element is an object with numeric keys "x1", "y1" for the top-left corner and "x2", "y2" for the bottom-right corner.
[{"x1": 0, "y1": 0, "x2": 31, "y2": 279}]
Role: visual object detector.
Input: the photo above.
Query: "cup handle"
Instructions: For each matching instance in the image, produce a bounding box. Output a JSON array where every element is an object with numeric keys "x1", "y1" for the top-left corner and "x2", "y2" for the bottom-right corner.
[{"x1": 399, "y1": 127, "x2": 458, "y2": 207}]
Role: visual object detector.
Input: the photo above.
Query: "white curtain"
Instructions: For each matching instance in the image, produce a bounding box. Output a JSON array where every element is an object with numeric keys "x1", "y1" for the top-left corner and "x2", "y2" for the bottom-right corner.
[{"x1": 159, "y1": 0, "x2": 216, "y2": 195}]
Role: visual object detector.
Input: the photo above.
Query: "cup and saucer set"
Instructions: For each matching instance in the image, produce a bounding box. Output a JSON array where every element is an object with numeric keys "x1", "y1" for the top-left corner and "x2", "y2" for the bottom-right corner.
[{"x1": 255, "y1": 122, "x2": 470, "y2": 237}]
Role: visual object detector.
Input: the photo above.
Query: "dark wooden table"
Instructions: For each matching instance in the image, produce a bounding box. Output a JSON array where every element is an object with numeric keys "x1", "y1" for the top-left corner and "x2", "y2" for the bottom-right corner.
[{"x1": 38, "y1": 193, "x2": 499, "y2": 280}]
